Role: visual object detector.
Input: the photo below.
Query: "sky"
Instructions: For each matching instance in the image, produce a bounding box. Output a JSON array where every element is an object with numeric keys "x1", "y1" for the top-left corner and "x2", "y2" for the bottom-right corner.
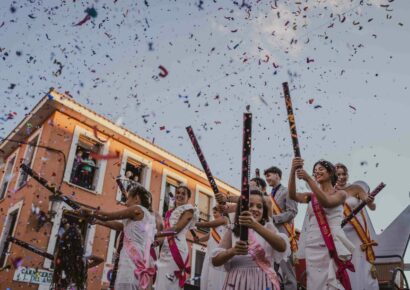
[{"x1": 1, "y1": 0, "x2": 409, "y2": 262}]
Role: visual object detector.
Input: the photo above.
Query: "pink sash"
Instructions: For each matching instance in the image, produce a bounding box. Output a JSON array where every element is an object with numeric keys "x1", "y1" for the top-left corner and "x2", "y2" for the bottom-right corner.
[
  {"x1": 164, "y1": 209, "x2": 191, "y2": 288},
  {"x1": 123, "y1": 232, "x2": 156, "y2": 290},
  {"x1": 248, "y1": 230, "x2": 281, "y2": 290},
  {"x1": 311, "y1": 194, "x2": 354, "y2": 290}
]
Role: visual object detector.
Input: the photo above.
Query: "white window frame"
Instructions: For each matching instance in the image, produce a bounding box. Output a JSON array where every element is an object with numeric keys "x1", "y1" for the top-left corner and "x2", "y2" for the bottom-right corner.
[
  {"x1": 101, "y1": 229, "x2": 118, "y2": 284},
  {"x1": 116, "y1": 149, "x2": 152, "y2": 201},
  {"x1": 159, "y1": 169, "x2": 187, "y2": 216},
  {"x1": 0, "y1": 148, "x2": 19, "y2": 200},
  {"x1": 0, "y1": 200, "x2": 24, "y2": 267},
  {"x1": 195, "y1": 184, "x2": 215, "y2": 222},
  {"x1": 43, "y1": 201, "x2": 96, "y2": 269},
  {"x1": 14, "y1": 127, "x2": 43, "y2": 190},
  {"x1": 190, "y1": 243, "x2": 207, "y2": 282},
  {"x1": 63, "y1": 126, "x2": 109, "y2": 194}
]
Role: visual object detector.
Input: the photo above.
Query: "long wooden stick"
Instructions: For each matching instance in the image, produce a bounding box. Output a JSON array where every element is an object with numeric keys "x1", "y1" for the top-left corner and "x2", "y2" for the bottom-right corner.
[
  {"x1": 186, "y1": 126, "x2": 220, "y2": 197},
  {"x1": 341, "y1": 182, "x2": 386, "y2": 227},
  {"x1": 240, "y1": 113, "x2": 252, "y2": 241},
  {"x1": 283, "y1": 82, "x2": 301, "y2": 158},
  {"x1": 8, "y1": 237, "x2": 54, "y2": 260}
]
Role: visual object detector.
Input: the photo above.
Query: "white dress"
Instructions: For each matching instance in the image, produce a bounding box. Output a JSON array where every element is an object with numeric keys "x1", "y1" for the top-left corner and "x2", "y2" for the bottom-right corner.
[
  {"x1": 155, "y1": 204, "x2": 199, "y2": 290},
  {"x1": 344, "y1": 196, "x2": 379, "y2": 290},
  {"x1": 299, "y1": 203, "x2": 355, "y2": 290},
  {"x1": 115, "y1": 206, "x2": 156, "y2": 290},
  {"x1": 200, "y1": 225, "x2": 228, "y2": 290},
  {"x1": 211, "y1": 222, "x2": 290, "y2": 290}
]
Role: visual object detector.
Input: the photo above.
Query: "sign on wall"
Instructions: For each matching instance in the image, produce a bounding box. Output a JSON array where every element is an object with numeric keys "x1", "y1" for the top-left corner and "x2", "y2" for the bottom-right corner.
[{"x1": 13, "y1": 267, "x2": 53, "y2": 285}]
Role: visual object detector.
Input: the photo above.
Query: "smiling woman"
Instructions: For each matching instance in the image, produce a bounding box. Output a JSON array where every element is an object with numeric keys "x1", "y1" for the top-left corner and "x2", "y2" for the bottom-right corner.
[{"x1": 211, "y1": 189, "x2": 289, "y2": 290}]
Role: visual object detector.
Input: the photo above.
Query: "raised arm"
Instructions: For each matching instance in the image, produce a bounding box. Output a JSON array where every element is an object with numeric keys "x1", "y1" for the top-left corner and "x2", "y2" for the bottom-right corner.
[
  {"x1": 239, "y1": 211, "x2": 286, "y2": 252},
  {"x1": 288, "y1": 158, "x2": 311, "y2": 204},
  {"x1": 346, "y1": 184, "x2": 376, "y2": 211},
  {"x1": 196, "y1": 216, "x2": 227, "y2": 228},
  {"x1": 297, "y1": 170, "x2": 347, "y2": 208},
  {"x1": 93, "y1": 219, "x2": 123, "y2": 231},
  {"x1": 81, "y1": 205, "x2": 144, "y2": 222}
]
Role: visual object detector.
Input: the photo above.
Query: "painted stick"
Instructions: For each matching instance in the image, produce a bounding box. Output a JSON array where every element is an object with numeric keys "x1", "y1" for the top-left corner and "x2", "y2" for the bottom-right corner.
[
  {"x1": 186, "y1": 126, "x2": 220, "y2": 196},
  {"x1": 283, "y1": 82, "x2": 301, "y2": 158},
  {"x1": 240, "y1": 113, "x2": 252, "y2": 241},
  {"x1": 341, "y1": 182, "x2": 386, "y2": 227},
  {"x1": 8, "y1": 237, "x2": 54, "y2": 260}
]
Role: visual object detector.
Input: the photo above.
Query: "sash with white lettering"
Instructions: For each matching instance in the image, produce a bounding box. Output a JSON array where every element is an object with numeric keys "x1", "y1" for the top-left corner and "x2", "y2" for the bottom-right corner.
[
  {"x1": 164, "y1": 209, "x2": 190, "y2": 288},
  {"x1": 210, "y1": 227, "x2": 221, "y2": 244},
  {"x1": 343, "y1": 203, "x2": 378, "y2": 275},
  {"x1": 271, "y1": 197, "x2": 298, "y2": 252},
  {"x1": 311, "y1": 194, "x2": 355, "y2": 290}
]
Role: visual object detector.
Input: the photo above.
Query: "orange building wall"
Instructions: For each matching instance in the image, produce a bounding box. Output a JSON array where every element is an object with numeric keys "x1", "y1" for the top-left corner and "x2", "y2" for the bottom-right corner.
[{"x1": 0, "y1": 109, "x2": 229, "y2": 289}]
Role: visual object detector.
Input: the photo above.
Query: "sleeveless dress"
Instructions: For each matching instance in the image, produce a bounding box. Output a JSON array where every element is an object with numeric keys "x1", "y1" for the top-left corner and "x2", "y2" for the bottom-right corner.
[
  {"x1": 155, "y1": 204, "x2": 199, "y2": 290},
  {"x1": 212, "y1": 222, "x2": 290, "y2": 290},
  {"x1": 344, "y1": 196, "x2": 379, "y2": 290},
  {"x1": 299, "y1": 203, "x2": 355, "y2": 290},
  {"x1": 200, "y1": 224, "x2": 228, "y2": 290},
  {"x1": 115, "y1": 205, "x2": 156, "y2": 290}
]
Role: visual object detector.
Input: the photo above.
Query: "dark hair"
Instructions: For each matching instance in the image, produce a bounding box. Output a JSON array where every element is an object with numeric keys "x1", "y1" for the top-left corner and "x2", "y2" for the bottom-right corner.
[
  {"x1": 250, "y1": 177, "x2": 267, "y2": 189},
  {"x1": 263, "y1": 166, "x2": 282, "y2": 179},
  {"x1": 128, "y1": 184, "x2": 152, "y2": 211},
  {"x1": 313, "y1": 160, "x2": 338, "y2": 186},
  {"x1": 335, "y1": 163, "x2": 348, "y2": 174},
  {"x1": 232, "y1": 189, "x2": 269, "y2": 237},
  {"x1": 53, "y1": 224, "x2": 86, "y2": 289},
  {"x1": 176, "y1": 185, "x2": 192, "y2": 199}
]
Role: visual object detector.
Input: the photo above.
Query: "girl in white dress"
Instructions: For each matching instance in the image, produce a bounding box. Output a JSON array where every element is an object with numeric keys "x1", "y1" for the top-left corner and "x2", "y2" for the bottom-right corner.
[
  {"x1": 336, "y1": 163, "x2": 379, "y2": 290},
  {"x1": 80, "y1": 184, "x2": 156, "y2": 290},
  {"x1": 154, "y1": 185, "x2": 199, "y2": 290},
  {"x1": 196, "y1": 206, "x2": 229, "y2": 290},
  {"x1": 289, "y1": 158, "x2": 355, "y2": 290},
  {"x1": 212, "y1": 189, "x2": 289, "y2": 290}
]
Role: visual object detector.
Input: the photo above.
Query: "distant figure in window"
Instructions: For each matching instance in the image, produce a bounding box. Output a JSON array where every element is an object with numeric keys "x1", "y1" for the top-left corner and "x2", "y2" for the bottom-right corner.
[
  {"x1": 133, "y1": 174, "x2": 139, "y2": 183},
  {"x1": 79, "y1": 151, "x2": 96, "y2": 189},
  {"x1": 70, "y1": 149, "x2": 84, "y2": 183}
]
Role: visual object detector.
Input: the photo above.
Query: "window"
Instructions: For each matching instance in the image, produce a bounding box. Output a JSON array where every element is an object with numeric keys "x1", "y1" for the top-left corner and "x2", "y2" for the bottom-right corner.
[
  {"x1": 16, "y1": 135, "x2": 39, "y2": 189},
  {"x1": 69, "y1": 135, "x2": 102, "y2": 191},
  {"x1": 44, "y1": 201, "x2": 95, "y2": 269},
  {"x1": 48, "y1": 211, "x2": 89, "y2": 269},
  {"x1": 190, "y1": 245, "x2": 206, "y2": 287},
  {"x1": 0, "y1": 155, "x2": 16, "y2": 200},
  {"x1": 118, "y1": 157, "x2": 146, "y2": 203},
  {"x1": 195, "y1": 186, "x2": 214, "y2": 233},
  {"x1": 162, "y1": 177, "x2": 181, "y2": 218},
  {"x1": 0, "y1": 210, "x2": 19, "y2": 267}
]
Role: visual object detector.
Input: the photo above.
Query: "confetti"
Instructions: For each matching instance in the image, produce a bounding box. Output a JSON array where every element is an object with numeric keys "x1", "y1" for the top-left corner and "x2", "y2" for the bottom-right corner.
[
  {"x1": 74, "y1": 7, "x2": 98, "y2": 26},
  {"x1": 158, "y1": 65, "x2": 168, "y2": 78}
]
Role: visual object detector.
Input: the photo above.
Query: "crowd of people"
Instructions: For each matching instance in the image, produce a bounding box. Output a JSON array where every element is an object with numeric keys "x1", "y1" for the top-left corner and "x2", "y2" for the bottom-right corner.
[{"x1": 56, "y1": 158, "x2": 379, "y2": 290}]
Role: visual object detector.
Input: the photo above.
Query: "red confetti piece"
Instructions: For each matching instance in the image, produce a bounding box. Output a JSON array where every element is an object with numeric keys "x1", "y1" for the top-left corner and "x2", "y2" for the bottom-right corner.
[
  {"x1": 263, "y1": 55, "x2": 270, "y2": 63},
  {"x1": 93, "y1": 126, "x2": 109, "y2": 143},
  {"x1": 74, "y1": 15, "x2": 91, "y2": 26},
  {"x1": 308, "y1": 98, "x2": 314, "y2": 104},
  {"x1": 158, "y1": 65, "x2": 168, "y2": 78},
  {"x1": 159, "y1": 126, "x2": 166, "y2": 130},
  {"x1": 90, "y1": 151, "x2": 120, "y2": 160}
]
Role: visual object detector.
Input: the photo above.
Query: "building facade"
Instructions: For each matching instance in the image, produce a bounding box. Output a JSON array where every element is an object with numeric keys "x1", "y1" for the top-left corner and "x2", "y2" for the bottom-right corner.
[{"x1": 0, "y1": 89, "x2": 238, "y2": 289}]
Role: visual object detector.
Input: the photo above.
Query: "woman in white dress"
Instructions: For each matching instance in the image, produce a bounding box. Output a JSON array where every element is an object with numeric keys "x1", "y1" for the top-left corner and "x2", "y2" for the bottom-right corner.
[
  {"x1": 212, "y1": 189, "x2": 289, "y2": 290},
  {"x1": 289, "y1": 158, "x2": 355, "y2": 290},
  {"x1": 336, "y1": 163, "x2": 379, "y2": 290},
  {"x1": 195, "y1": 206, "x2": 229, "y2": 290},
  {"x1": 155, "y1": 185, "x2": 199, "y2": 290},
  {"x1": 80, "y1": 184, "x2": 156, "y2": 290}
]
